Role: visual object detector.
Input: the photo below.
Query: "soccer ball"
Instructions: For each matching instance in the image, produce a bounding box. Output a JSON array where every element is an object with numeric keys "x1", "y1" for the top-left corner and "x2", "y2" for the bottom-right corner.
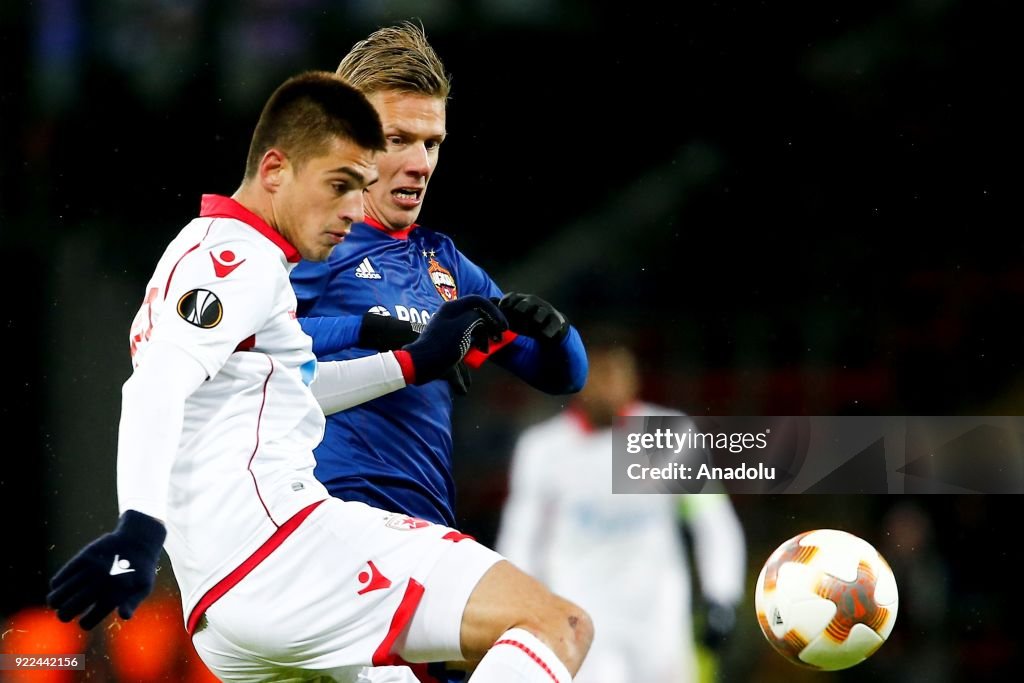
[{"x1": 754, "y1": 529, "x2": 898, "y2": 671}]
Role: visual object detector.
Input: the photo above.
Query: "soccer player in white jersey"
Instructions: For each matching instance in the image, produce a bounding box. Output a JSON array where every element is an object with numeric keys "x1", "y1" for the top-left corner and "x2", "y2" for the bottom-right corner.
[
  {"x1": 497, "y1": 332, "x2": 745, "y2": 683},
  {"x1": 47, "y1": 71, "x2": 593, "y2": 683}
]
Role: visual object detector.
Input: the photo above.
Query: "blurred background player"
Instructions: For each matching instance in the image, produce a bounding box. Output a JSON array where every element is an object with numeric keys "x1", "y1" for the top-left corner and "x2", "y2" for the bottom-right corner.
[
  {"x1": 291, "y1": 22, "x2": 587, "y2": 533},
  {"x1": 496, "y1": 328, "x2": 746, "y2": 683}
]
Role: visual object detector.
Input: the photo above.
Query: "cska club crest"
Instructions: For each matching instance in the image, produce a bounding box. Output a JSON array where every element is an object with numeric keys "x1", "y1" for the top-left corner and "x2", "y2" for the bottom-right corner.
[{"x1": 427, "y1": 256, "x2": 457, "y2": 301}]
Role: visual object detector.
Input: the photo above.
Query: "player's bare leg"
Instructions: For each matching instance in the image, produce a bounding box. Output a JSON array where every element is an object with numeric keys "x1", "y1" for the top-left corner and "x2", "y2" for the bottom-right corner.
[{"x1": 460, "y1": 560, "x2": 593, "y2": 682}]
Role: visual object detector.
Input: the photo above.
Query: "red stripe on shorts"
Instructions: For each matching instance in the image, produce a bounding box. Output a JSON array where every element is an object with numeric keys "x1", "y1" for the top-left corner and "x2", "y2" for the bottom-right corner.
[
  {"x1": 185, "y1": 499, "x2": 326, "y2": 634},
  {"x1": 371, "y1": 579, "x2": 426, "y2": 666}
]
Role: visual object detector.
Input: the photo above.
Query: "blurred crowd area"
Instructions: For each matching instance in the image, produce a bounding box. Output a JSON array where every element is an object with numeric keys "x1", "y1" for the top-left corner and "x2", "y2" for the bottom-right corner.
[{"x1": 1, "y1": 0, "x2": 1020, "y2": 681}]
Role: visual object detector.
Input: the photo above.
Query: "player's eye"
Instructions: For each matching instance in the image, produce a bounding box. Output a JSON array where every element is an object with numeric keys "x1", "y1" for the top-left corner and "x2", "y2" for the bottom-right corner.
[
  {"x1": 424, "y1": 139, "x2": 442, "y2": 152},
  {"x1": 332, "y1": 182, "x2": 349, "y2": 194},
  {"x1": 387, "y1": 136, "x2": 405, "y2": 147}
]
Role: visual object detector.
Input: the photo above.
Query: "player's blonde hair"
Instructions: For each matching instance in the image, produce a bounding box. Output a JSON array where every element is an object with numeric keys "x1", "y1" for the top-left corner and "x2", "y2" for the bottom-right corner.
[{"x1": 337, "y1": 21, "x2": 451, "y2": 100}]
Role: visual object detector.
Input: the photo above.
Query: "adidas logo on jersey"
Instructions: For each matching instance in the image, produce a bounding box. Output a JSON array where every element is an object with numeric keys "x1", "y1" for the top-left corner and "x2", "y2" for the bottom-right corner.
[{"x1": 355, "y1": 257, "x2": 382, "y2": 280}]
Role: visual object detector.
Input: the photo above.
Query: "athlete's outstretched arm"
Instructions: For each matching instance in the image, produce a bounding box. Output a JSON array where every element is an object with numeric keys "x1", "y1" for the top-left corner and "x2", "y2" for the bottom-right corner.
[
  {"x1": 681, "y1": 493, "x2": 747, "y2": 649},
  {"x1": 310, "y1": 295, "x2": 507, "y2": 413},
  {"x1": 300, "y1": 311, "x2": 423, "y2": 356},
  {"x1": 49, "y1": 341, "x2": 206, "y2": 630},
  {"x1": 310, "y1": 352, "x2": 406, "y2": 415},
  {"x1": 453, "y1": 253, "x2": 588, "y2": 395},
  {"x1": 117, "y1": 342, "x2": 208, "y2": 520},
  {"x1": 490, "y1": 325, "x2": 588, "y2": 395}
]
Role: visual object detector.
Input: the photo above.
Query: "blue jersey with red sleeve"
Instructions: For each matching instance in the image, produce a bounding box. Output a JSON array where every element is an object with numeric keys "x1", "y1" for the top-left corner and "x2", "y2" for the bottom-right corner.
[{"x1": 291, "y1": 218, "x2": 587, "y2": 526}]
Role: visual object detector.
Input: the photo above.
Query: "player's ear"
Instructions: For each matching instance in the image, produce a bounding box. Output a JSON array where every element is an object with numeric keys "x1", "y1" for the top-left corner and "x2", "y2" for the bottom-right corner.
[{"x1": 259, "y1": 148, "x2": 289, "y2": 192}]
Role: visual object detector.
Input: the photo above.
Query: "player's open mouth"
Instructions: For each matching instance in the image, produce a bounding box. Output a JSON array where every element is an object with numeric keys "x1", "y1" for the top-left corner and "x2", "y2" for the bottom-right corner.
[{"x1": 393, "y1": 188, "x2": 423, "y2": 206}]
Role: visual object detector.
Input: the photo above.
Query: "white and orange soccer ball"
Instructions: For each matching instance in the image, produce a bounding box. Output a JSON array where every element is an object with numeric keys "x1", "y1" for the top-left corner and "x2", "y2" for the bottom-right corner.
[{"x1": 754, "y1": 529, "x2": 899, "y2": 671}]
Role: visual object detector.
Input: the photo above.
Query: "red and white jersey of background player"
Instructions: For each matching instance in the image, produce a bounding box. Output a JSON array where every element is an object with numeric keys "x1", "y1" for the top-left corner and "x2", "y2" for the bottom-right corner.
[
  {"x1": 124, "y1": 195, "x2": 332, "y2": 620},
  {"x1": 496, "y1": 402, "x2": 746, "y2": 683}
]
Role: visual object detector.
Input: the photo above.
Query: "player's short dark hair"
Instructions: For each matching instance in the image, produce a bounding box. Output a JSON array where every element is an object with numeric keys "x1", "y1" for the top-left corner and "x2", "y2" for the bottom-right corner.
[{"x1": 244, "y1": 71, "x2": 386, "y2": 179}]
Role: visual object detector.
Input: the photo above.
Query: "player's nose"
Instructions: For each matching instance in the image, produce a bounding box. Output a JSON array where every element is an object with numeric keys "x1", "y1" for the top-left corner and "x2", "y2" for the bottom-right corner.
[
  {"x1": 403, "y1": 143, "x2": 431, "y2": 177},
  {"x1": 338, "y1": 192, "x2": 365, "y2": 225}
]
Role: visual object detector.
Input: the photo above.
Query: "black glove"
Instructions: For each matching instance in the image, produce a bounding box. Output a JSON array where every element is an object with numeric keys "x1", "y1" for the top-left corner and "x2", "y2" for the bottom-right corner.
[
  {"x1": 360, "y1": 312, "x2": 471, "y2": 396},
  {"x1": 497, "y1": 292, "x2": 570, "y2": 343},
  {"x1": 702, "y1": 601, "x2": 737, "y2": 652},
  {"x1": 358, "y1": 312, "x2": 422, "y2": 350},
  {"x1": 47, "y1": 510, "x2": 166, "y2": 630},
  {"x1": 403, "y1": 295, "x2": 507, "y2": 385}
]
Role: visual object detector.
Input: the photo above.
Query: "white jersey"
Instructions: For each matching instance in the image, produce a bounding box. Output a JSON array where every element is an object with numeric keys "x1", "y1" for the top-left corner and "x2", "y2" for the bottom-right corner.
[
  {"x1": 111, "y1": 195, "x2": 505, "y2": 679},
  {"x1": 122, "y1": 195, "x2": 333, "y2": 620},
  {"x1": 496, "y1": 402, "x2": 745, "y2": 682}
]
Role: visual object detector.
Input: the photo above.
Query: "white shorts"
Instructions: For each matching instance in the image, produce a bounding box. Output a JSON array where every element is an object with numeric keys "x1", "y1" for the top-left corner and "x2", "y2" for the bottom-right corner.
[
  {"x1": 354, "y1": 664, "x2": 449, "y2": 682},
  {"x1": 191, "y1": 498, "x2": 502, "y2": 682}
]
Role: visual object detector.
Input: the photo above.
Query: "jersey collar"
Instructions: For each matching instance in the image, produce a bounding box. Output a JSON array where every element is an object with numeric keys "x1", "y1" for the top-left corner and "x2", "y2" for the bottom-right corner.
[
  {"x1": 567, "y1": 401, "x2": 645, "y2": 433},
  {"x1": 363, "y1": 214, "x2": 417, "y2": 241},
  {"x1": 567, "y1": 404, "x2": 598, "y2": 433},
  {"x1": 200, "y1": 194, "x2": 301, "y2": 263}
]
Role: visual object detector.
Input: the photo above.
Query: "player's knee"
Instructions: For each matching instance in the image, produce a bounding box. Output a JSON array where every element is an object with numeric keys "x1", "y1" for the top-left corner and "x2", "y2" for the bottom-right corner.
[
  {"x1": 461, "y1": 560, "x2": 592, "y2": 671},
  {"x1": 559, "y1": 599, "x2": 594, "y2": 671},
  {"x1": 522, "y1": 595, "x2": 593, "y2": 673}
]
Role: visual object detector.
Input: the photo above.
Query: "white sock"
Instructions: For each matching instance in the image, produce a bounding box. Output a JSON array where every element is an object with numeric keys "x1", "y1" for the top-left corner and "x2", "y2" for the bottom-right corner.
[{"x1": 469, "y1": 628, "x2": 572, "y2": 682}]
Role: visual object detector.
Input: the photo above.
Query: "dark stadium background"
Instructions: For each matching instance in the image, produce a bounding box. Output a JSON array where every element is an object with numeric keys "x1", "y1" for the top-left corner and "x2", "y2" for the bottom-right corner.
[{"x1": 1, "y1": 1, "x2": 1019, "y2": 680}]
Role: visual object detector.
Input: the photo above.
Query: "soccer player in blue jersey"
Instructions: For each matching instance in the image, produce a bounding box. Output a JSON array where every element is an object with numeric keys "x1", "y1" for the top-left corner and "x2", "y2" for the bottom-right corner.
[
  {"x1": 291, "y1": 22, "x2": 587, "y2": 530},
  {"x1": 290, "y1": 24, "x2": 588, "y2": 681}
]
